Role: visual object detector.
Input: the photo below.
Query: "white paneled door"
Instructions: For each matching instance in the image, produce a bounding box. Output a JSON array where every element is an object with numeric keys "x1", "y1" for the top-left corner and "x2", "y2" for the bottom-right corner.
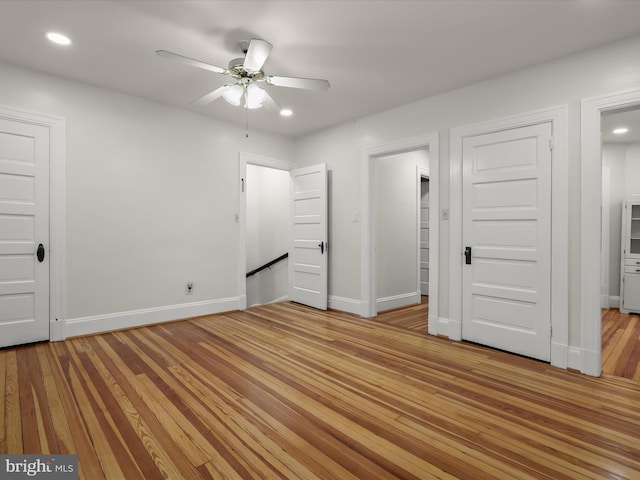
[
  {"x1": 462, "y1": 123, "x2": 552, "y2": 361},
  {"x1": 0, "y1": 118, "x2": 50, "y2": 348},
  {"x1": 420, "y1": 177, "x2": 429, "y2": 295},
  {"x1": 289, "y1": 164, "x2": 328, "y2": 310}
]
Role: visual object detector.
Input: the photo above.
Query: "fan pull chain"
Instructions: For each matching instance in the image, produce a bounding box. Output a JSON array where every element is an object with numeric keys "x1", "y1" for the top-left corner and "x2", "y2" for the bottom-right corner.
[{"x1": 244, "y1": 86, "x2": 249, "y2": 138}]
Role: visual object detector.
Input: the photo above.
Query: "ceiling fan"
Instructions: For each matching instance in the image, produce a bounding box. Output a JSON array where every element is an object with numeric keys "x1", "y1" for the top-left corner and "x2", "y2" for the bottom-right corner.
[{"x1": 156, "y1": 38, "x2": 330, "y2": 113}]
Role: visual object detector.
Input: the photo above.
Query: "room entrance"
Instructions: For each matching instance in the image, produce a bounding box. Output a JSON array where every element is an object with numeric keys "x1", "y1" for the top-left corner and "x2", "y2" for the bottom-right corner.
[{"x1": 238, "y1": 154, "x2": 328, "y2": 311}]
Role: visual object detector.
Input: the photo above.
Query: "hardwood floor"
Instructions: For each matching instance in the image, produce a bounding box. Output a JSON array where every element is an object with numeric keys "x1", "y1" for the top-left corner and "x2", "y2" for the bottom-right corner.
[
  {"x1": 2, "y1": 301, "x2": 639, "y2": 479},
  {"x1": 602, "y1": 308, "x2": 640, "y2": 380}
]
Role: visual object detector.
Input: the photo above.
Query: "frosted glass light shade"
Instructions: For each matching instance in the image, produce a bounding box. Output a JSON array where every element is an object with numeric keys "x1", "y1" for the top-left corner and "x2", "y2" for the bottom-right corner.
[
  {"x1": 222, "y1": 84, "x2": 243, "y2": 106},
  {"x1": 245, "y1": 83, "x2": 266, "y2": 109}
]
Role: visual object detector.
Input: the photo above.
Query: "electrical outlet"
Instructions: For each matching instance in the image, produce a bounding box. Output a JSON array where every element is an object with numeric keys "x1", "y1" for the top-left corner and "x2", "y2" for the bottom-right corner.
[{"x1": 187, "y1": 282, "x2": 193, "y2": 295}]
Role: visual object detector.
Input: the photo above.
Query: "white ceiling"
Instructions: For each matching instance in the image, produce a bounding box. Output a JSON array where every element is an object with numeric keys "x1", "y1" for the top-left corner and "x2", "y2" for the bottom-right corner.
[
  {"x1": 2, "y1": 0, "x2": 640, "y2": 138},
  {"x1": 602, "y1": 107, "x2": 640, "y2": 144}
]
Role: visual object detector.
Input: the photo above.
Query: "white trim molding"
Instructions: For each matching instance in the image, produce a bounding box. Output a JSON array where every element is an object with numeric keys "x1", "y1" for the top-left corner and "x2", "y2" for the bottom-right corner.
[
  {"x1": 63, "y1": 297, "x2": 239, "y2": 339},
  {"x1": 0, "y1": 104, "x2": 67, "y2": 341},
  {"x1": 329, "y1": 295, "x2": 362, "y2": 315},
  {"x1": 449, "y1": 105, "x2": 569, "y2": 370},
  {"x1": 376, "y1": 292, "x2": 421, "y2": 313},
  {"x1": 360, "y1": 133, "x2": 440, "y2": 336},
  {"x1": 581, "y1": 87, "x2": 640, "y2": 377}
]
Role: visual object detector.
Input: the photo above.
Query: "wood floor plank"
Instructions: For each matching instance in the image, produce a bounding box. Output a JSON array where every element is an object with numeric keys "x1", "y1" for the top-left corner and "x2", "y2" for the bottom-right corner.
[
  {"x1": 2, "y1": 301, "x2": 640, "y2": 479},
  {"x1": 47, "y1": 342, "x2": 106, "y2": 480},
  {"x1": 0, "y1": 350, "x2": 6, "y2": 450},
  {"x1": 2, "y1": 350, "x2": 21, "y2": 454}
]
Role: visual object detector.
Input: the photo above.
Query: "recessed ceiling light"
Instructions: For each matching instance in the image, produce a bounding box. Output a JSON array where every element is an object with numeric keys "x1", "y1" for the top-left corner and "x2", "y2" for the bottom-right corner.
[
  {"x1": 280, "y1": 108, "x2": 293, "y2": 117},
  {"x1": 46, "y1": 32, "x2": 71, "y2": 46},
  {"x1": 613, "y1": 127, "x2": 629, "y2": 135}
]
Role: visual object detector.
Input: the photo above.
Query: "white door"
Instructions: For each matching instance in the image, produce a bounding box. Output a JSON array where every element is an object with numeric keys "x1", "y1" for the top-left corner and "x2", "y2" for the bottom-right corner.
[
  {"x1": 420, "y1": 178, "x2": 429, "y2": 295},
  {"x1": 462, "y1": 123, "x2": 552, "y2": 361},
  {"x1": 0, "y1": 118, "x2": 50, "y2": 348},
  {"x1": 288, "y1": 164, "x2": 328, "y2": 310}
]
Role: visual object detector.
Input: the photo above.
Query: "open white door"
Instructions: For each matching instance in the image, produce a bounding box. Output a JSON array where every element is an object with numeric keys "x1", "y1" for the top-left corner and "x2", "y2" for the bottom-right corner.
[
  {"x1": 288, "y1": 163, "x2": 328, "y2": 310},
  {"x1": 462, "y1": 123, "x2": 552, "y2": 361},
  {"x1": 0, "y1": 118, "x2": 50, "y2": 348}
]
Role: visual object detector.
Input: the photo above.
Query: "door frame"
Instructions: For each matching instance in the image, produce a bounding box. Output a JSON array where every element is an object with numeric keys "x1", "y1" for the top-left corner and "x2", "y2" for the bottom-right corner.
[
  {"x1": 361, "y1": 133, "x2": 439, "y2": 333},
  {"x1": 581, "y1": 87, "x2": 640, "y2": 377},
  {"x1": 449, "y1": 106, "x2": 569, "y2": 369},
  {"x1": 0, "y1": 105, "x2": 66, "y2": 340},
  {"x1": 237, "y1": 152, "x2": 295, "y2": 310}
]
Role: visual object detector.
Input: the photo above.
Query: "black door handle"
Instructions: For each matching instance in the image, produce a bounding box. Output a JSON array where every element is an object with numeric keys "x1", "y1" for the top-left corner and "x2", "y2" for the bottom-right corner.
[
  {"x1": 318, "y1": 241, "x2": 324, "y2": 254},
  {"x1": 464, "y1": 246, "x2": 472, "y2": 265},
  {"x1": 37, "y1": 243, "x2": 45, "y2": 262}
]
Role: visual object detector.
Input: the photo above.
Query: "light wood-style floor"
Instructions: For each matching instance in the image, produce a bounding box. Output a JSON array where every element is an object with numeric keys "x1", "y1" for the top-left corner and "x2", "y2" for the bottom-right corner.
[
  {"x1": 2, "y1": 300, "x2": 639, "y2": 479},
  {"x1": 602, "y1": 308, "x2": 640, "y2": 380}
]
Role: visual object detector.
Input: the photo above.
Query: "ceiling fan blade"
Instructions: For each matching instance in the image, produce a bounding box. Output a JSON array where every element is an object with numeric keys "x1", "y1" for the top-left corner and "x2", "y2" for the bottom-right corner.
[
  {"x1": 156, "y1": 50, "x2": 226, "y2": 74},
  {"x1": 266, "y1": 75, "x2": 330, "y2": 91},
  {"x1": 243, "y1": 39, "x2": 273, "y2": 72},
  {"x1": 191, "y1": 85, "x2": 228, "y2": 106},
  {"x1": 261, "y1": 90, "x2": 281, "y2": 113}
]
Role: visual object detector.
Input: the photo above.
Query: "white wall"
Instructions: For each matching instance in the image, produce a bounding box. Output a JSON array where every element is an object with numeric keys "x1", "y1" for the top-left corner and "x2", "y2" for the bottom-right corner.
[
  {"x1": 625, "y1": 143, "x2": 640, "y2": 199},
  {"x1": 0, "y1": 60, "x2": 294, "y2": 334},
  {"x1": 246, "y1": 164, "x2": 289, "y2": 307},
  {"x1": 602, "y1": 143, "x2": 627, "y2": 297},
  {"x1": 5, "y1": 31, "x2": 640, "y2": 348},
  {"x1": 294, "y1": 33, "x2": 640, "y2": 348},
  {"x1": 603, "y1": 141, "x2": 640, "y2": 298},
  {"x1": 375, "y1": 150, "x2": 428, "y2": 310}
]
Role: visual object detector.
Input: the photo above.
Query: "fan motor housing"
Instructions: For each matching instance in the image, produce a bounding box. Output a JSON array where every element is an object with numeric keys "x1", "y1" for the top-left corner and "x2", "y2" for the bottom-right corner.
[{"x1": 228, "y1": 57, "x2": 264, "y2": 80}]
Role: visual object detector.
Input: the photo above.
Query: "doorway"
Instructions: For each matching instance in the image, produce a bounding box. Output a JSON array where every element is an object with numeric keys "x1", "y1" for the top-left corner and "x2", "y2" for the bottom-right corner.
[
  {"x1": 374, "y1": 150, "x2": 428, "y2": 313},
  {"x1": 361, "y1": 133, "x2": 439, "y2": 332},
  {"x1": 245, "y1": 163, "x2": 289, "y2": 308},
  {"x1": 237, "y1": 153, "x2": 295, "y2": 310},
  {"x1": 237, "y1": 154, "x2": 329, "y2": 311},
  {"x1": 599, "y1": 106, "x2": 640, "y2": 379},
  {"x1": 581, "y1": 88, "x2": 640, "y2": 377}
]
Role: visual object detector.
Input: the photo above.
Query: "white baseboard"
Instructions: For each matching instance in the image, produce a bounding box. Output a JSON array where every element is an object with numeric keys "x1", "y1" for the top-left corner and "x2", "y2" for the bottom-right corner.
[
  {"x1": 248, "y1": 294, "x2": 290, "y2": 309},
  {"x1": 567, "y1": 346, "x2": 582, "y2": 372},
  {"x1": 376, "y1": 292, "x2": 420, "y2": 312},
  {"x1": 328, "y1": 295, "x2": 363, "y2": 316},
  {"x1": 61, "y1": 297, "x2": 240, "y2": 339},
  {"x1": 551, "y1": 341, "x2": 569, "y2": 369},
  {"x1": 578, "y1": 347, "x2": 602, "y2": 377},
  {"x1": 428, "y1": 316, "x2": 449, "y2": 337},
  {"x1": 610, "y1": 296, "x2": 620, "y2": 308}
]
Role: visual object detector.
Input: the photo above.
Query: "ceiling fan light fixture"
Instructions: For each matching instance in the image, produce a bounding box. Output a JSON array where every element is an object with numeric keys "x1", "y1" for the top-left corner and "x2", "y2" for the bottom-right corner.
[
  {"x1": 245, "y1": 83, "x2": 267, "y2": 109},
  {"x1": 222, "y1": 84, "x2": 244, "y2": 106},
  {"x1": 157, "y1": 38, "x2": 329, "y2": 120}
]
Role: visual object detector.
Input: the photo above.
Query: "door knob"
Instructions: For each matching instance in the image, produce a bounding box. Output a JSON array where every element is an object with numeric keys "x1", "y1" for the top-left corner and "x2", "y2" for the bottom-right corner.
[
  {"x1": 464, "y1": 246, "x2": 472, "y2": 265},
  {"x1": 318, "y1": 241, "x2": 325, "y2": 254},
  {"x1": 37, "y1": 243, "x2": 45, "y2": 262}
]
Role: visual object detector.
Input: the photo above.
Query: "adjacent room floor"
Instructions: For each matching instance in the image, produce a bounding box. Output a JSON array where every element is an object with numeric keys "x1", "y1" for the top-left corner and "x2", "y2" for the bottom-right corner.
[{"x1": 602, "y1": 308, "x2": 640, "y2": 381}]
